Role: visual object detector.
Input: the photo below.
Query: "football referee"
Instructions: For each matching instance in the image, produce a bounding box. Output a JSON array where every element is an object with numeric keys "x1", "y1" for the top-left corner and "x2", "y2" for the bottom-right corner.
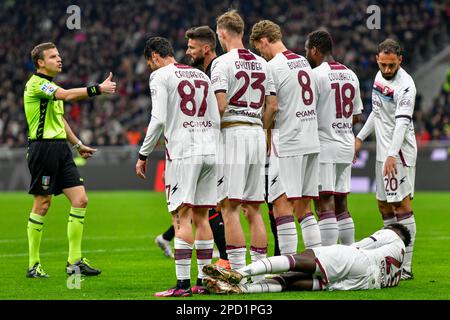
[{"x1": 24, "y1": 42, "x2": 116, "y2": 278}]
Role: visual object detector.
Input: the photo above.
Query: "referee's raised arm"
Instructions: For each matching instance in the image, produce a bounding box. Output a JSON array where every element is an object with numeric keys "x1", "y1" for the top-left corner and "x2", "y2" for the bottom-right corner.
[{"x1": 54, "y1": 72, "x2": 116, "y2": 102}]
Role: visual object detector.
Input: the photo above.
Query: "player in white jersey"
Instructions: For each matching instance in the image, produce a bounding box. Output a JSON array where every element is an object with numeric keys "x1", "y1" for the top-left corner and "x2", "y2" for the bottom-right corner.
[
  {"x1": 249, "y1": 20, "x2": 322, "y2": 254},
  {"x1": 202, "y1": 223, "x2": 410, "y2": 293},
  {"x1": 305, "y1": 30, "x2": 363, "y2": 246},
  {"x1": 135, "y1": 37, "x2": 221, "y2": 297},
  {"x1": 355, "y1": 39, "x2": 417, "y2": 280},
  {"x1": 211, "y1": 10, "x2": 277, "y2": 275}
]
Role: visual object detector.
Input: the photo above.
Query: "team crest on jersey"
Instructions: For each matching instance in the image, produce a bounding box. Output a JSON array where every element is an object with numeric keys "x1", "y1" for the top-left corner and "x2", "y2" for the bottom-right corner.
[
  {"x1": 41, "y1": 176, "x2": 50, "y2": 190},
  {"x1": 211, "y1": 75, "x2": 219, "y2": 85},
  {"x1": 150, "y1": 88, "x2": 156, "y2": 98}
]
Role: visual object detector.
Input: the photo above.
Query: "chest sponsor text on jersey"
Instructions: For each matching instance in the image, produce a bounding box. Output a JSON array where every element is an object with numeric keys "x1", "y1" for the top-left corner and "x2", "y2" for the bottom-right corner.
[{"x1": 296, "y1": 109, "x2": 316, "y2": 122}]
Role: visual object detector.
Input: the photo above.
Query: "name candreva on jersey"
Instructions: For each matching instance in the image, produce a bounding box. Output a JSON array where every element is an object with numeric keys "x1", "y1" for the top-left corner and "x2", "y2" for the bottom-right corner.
[{"x1": 174, "y1": 70, "x2": 207, "y2": 80}]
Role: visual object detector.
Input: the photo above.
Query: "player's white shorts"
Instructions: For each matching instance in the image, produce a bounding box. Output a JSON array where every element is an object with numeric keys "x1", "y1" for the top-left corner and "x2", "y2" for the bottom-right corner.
[
  {"x1": 318, "y1": 163, "x2": 352, "y2": 195},
  {"x1": 375, "y1": 160, "x2": 415, "y2": 203},
  {"x1": 312, "y1": 245, "x2": 375, "y2": 291},
  {"x1": 165, "y1": 155, "x2": 217, "y2": 212},
  {"x1": 218, "y1": 125, "x2": 266, "y2": 203},
  {"x1": 268, "y1": 153, "x2": 319, "y2": 203}
]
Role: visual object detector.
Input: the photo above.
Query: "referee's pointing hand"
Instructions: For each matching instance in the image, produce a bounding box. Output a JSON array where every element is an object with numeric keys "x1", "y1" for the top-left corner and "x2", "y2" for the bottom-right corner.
[{"x1": 100, "y1": 72, "x2": 116, "y2": 94}]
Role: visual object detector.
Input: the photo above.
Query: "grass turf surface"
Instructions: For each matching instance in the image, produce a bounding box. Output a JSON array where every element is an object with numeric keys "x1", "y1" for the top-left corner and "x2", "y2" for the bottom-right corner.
[{"x1": 0, "y1": 191, "x2": 449, "y2": 300}]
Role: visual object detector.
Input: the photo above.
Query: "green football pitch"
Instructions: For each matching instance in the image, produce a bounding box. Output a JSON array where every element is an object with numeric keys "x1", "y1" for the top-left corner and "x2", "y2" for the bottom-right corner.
[{"x1": 0, "y1": 191, "x2": 449, "y2": 300}]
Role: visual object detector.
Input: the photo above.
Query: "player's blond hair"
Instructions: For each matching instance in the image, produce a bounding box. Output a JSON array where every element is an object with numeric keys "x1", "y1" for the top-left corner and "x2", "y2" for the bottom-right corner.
[
  {"x1": 216, "y1": 9, "x2": 244, "y2": 36},
  {"x1": 250, "y1": 20, "x2": 282, "y2": 48}
]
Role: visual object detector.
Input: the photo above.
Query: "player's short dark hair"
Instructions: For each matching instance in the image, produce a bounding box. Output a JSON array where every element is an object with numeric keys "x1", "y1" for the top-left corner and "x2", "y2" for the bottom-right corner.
[
  {"x1": 378, "y1": 38, "x2": 402, "y2": 56},
  {"x1": 306, "y1": 30, "x2": 333, "y2": 55},
  {"x1": 144, "y1": 37, "x2": 175, "y2": 60},
  {"x1": 31, "y1": 42, "x2": 56, "y2": 68},
  {"x1": 385, "y1": 223, "x2": 411, "y2": 247},
  {"x1": 185, "y1": 26, "x2": 217, "y2": 51},
  {"x1": 216, "y1": 9, "x2": 244, "y2": 35}
]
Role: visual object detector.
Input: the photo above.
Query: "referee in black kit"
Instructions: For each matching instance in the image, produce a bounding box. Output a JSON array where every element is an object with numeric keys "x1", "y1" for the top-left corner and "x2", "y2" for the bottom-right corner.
[{"x1": 23, "y1": 42, "x2": 115, "y2": 278}]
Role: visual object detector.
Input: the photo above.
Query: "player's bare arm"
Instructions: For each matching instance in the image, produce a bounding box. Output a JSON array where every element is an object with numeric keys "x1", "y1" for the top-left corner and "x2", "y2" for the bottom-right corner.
[
  {"x1": 55, "y1": 72, "x2": 116, "y2": 102},
  {"x1": 262, "y1": 95, "x2": 278, "y2": 129},
  {"x1": 63, "y1": 117, "x2": 97, "y2": 159},
  {"x1": 215, "y1": 92, "x2": 228, "y2": 117},
  {"x1": 354, "y1": 111, "x2": 375, "y2": 163}
]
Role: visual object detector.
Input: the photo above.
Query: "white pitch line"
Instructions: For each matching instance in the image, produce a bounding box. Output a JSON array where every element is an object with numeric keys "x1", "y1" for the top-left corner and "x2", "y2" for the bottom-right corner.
[
  {"x1": 0, "y1": 247, "x2": 150, "y2": 258},
  {"x1": 0, "y1": 234, "x2": 149, "y2": 244}
]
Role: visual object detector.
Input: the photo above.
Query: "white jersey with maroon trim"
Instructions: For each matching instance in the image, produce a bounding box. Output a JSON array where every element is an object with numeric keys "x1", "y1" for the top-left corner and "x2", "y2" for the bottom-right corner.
[
  {"x1": 355, "y1": 229, "x2": 406, "y2": 288},
  {"x1": 211, "y1": 48, "x2": 276, "y2": 126},
  {"x1": 372, "y1": 67, "x2": 417, "y2": 166},
  {"x1": 139, "y1": 63, "x2": 220, "y2": 159},
  {"x1": 269, "y1": 50, "x2": 319, "y2": 156},
  {"x1": 313, "y1": 61, "x2": 363, "y2": 163}
]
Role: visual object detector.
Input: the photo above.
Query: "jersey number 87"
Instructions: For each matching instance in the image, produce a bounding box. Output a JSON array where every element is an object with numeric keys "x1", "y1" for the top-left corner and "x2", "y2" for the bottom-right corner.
[{"x1": 178, "y1": 80, "x2": 209, "y2": 117}]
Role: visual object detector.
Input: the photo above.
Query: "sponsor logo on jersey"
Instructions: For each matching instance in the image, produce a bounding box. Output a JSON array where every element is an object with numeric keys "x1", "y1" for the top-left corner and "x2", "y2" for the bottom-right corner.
[
  {"x1": 398, "y1": 98, "x2": 412, "y2": 111},
  {"x1": 40, "y1": 83, "x2": 57, "y2": 96},
  {"x1": 296, "y1": 109, "x2": 316, "y2": 118},
  {"x1": 182, "y1": 120, "x2": 213, "y2": 128},
  {"x1": 331, "y1": 122, "x2": 353, "y2": 129},
  {"x1": 372, "y1": 93, "x2": 382, "y2": 109}
]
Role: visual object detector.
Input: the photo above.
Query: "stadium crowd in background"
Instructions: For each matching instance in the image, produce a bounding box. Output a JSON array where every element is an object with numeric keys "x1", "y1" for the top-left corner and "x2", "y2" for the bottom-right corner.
[{"x1": 0, "y1": 0, "x2": 449, "y2": 147}]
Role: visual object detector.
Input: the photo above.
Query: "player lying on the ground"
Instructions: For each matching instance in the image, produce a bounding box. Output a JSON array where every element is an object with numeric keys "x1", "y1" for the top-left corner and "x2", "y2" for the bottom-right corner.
[{"x1": 202, "y1": 223, "x2": 410, "y2": 293}]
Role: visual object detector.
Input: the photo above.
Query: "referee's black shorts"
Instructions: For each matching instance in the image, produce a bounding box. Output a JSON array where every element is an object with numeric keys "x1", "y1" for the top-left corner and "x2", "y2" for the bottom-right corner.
[{"x1": 27, "y1": 139, "x2": 84, "y2": 196}]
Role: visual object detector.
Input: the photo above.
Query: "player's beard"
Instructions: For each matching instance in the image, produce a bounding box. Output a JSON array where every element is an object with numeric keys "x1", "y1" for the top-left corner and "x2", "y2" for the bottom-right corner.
[
  {"x1": 189, "y1": 57, "x2": 205, "y2": 71},
  {"x1": 381, "y1": 68, "x2": 399, "y2": 80}
]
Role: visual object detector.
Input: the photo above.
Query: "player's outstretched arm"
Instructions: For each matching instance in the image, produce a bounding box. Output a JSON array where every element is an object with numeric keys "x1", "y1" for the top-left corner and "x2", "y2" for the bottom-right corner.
[{"x1": 55, "y1": 72, "x2": 116, "y2": 102}]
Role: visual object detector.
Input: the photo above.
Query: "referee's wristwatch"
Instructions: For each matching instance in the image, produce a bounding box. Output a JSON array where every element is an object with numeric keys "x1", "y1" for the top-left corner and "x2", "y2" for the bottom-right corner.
[{"x1": 72, "y1": 140, "x2": 83, "y2": 150}]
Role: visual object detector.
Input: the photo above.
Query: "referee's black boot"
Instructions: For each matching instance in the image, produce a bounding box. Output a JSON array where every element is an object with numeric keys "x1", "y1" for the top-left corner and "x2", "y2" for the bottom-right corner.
[
  {"x1": 26, "y1": 262, "x2": 49, "y2": 278},
  {"x1": 66, "y1": 258, "x2": 101, "y2": 276}
]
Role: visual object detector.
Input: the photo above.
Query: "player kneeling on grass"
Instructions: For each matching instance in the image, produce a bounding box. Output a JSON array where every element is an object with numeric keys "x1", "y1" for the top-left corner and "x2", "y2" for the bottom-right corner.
[
  {"x1": 202, "y1": 223, "x2": 410, "y2": 293},
  {"x1": 135, "y1": 37, "x2": 221, "y2": 297}
]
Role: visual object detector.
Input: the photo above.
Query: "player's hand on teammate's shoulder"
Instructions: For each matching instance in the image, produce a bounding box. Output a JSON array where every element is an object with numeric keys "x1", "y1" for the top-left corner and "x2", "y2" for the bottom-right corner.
[
  {"x1": 99, "y1": 72, "x2": 116, "y2": 94},
  {"x1": 78, "y1": 144, "x2": 97, "y2": 159}
]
